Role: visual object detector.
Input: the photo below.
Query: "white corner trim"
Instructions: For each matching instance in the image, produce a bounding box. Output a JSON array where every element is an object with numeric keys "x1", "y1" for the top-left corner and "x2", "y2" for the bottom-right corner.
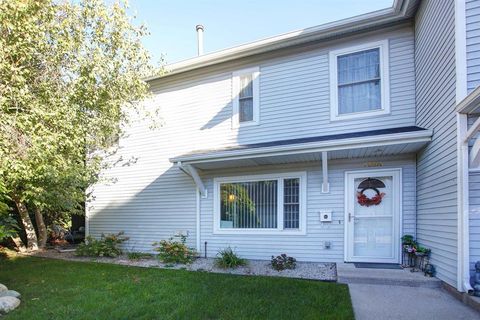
[
  {"x1": 456, "y1": 112, "x2": 473, "y2": 293},
  {"x1": 328, "y1": 39, "x2": 390, "y2": 121},
  {"x1": 232, "y1": 67, "x2": 260, "y2": 128},
  {"x1": 455, "y1": 0, "x2": 468, "y2": 103},
  {"x1": 213, "y1": 171, "x2": 307, "y2": 235}
]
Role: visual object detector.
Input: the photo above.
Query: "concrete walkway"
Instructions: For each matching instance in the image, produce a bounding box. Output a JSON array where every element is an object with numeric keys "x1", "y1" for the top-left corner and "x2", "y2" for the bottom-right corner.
[{"x1": 349, "y1": 284, "x2": 479, "y2": 320}]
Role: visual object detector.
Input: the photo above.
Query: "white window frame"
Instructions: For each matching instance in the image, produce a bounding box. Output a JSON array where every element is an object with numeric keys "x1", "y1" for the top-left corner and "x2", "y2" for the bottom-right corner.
[
  {"x1": 232, "y1": 67, "x2": 260, "y2": 128},
  {"x1": 213, "y1": 172, "x2": 307, "y2": 235},
  {"x1": 329, "y1": 40, "x2": 390, "y2": 121}
]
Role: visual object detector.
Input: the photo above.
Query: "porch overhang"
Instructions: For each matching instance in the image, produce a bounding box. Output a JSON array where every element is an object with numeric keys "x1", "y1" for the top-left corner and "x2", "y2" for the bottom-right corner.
[{"x1": 170, "y1": 126, "x2": 432, "y2": 170}]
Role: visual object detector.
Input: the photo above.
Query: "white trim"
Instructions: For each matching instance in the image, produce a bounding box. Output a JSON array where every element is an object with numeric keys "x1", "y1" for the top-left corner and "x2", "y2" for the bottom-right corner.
[
  {"x1": 457, "y1": 112, "x2": 473, "y2": 292},
  {"x1": 232, "y1": 67, "x2": 260, "y2": 128},
  {"x1": 456, "y1": 0, "x2": 468, "y2": 104},
  {"x1": 213, "y1": 172, "x2": 307, "y2": 235},
  {"x1": 196, "y1": 188, "x2": 201, "y2": 252},
  {"x1": 144, "y1": 0, "x2": 416, "y2": 81},
  {"x1": 329, "y1": 40, "x2": 390, "y2": 121},
  {"x1": 455, "y1": 0, "x2": 474, "y2": 294},
  {"x1": 171, "y1": 129, "x2": 433, "y2": 164},
  {"x1": 344, "y1": 168, "x2": 402, "y2": 263},
  {"x1": 322, "y1": 151, "x2": 330, "y2": 193},
  {"x1": 179, "y1": 163, "x2": 208, "y2": 198}
]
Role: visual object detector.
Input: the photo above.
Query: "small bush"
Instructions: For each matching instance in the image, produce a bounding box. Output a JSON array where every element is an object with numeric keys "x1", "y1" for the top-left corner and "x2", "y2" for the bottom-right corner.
[
  {"x1": 76, "y1": 231, "x2": 129, "y2": 257},
  {"x1": 152, "y1": 235, "x2": 196, "y2": 264},
  {"x1": 271, "y1": 254, "x2": 296, "y2": 271},
  {"x1": 215, "y1": 247, "x2": 246, "y2": 269},
  {"x1": 127, "y1": 252, "x2": 153, "y2": 260}
]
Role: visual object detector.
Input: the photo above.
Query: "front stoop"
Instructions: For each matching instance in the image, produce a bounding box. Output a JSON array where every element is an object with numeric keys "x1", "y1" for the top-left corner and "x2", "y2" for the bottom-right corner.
[{"x1": 336, "y1": 263, "x2": 442, "y2": 288}]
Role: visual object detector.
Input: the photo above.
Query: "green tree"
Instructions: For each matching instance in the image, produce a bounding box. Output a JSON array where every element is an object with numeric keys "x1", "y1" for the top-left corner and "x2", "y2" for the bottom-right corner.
[{"x1": 0, "y1": 0, "x2": 154, "y2": 250}]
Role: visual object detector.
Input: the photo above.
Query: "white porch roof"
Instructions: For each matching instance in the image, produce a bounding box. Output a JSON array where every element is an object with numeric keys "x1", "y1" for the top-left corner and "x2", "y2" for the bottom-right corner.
[{"x1": 170, "y1": 126, "x2": 432, "y2": 171}]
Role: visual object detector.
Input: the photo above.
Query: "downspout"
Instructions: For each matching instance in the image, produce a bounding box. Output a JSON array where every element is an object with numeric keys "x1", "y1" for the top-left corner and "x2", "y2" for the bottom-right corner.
[
  {"x1": 457, "y1": 113, "x2": 473, "y2": 293},
  {"x1": 455, "y1": 0, "x2": 473, "y2": 294},
  {"x1": 196, "y1": 188, "x2": 201, "y2": 253},
  {"x1": 177, "y1": 162, "x2": 205, "y2": 253}
]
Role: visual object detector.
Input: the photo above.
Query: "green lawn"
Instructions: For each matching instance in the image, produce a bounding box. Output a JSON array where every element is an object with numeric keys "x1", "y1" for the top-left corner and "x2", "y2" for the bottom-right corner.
[{"x1": 0, "y1": 255, "x2": 353, "y2": 320}]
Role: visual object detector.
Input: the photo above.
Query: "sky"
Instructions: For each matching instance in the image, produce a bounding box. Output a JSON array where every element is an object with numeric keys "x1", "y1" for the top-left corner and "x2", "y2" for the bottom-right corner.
[{"x1": 129, "y1": 0, "x2": 394, "y2": 65}]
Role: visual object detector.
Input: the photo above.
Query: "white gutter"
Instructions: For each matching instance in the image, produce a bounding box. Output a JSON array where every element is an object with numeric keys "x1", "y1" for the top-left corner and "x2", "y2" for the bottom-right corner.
[
  {"x1": 196, "y1": 188, "x2": 201, "y2": 253},
  {"x1": 455, "y1": 0, "x2": 473, "y2": 294},
  {"x1": 144, "y1": 0, "x2": 417, "y2": 81},
  {"x1": 170, "y1": 129, "x2": 432, "y2": 165}
]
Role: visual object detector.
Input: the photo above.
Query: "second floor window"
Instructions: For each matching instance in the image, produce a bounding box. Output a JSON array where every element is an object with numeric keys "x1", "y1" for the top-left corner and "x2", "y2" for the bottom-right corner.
[
  {"x1": 329, "y1": 40, "x2": 390, "y2": 121},
  {"x1": 239, "y1": 74, "x2": 254, "y2": 122},
  {"x1": 232, "y1": 67, "x2": 259, "y2": 127}
]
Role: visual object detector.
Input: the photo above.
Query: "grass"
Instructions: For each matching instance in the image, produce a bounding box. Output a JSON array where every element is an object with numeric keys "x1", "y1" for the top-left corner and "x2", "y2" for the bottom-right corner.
[{"x1": 0, "y1": 254, "x2": 353, "y2": 320}]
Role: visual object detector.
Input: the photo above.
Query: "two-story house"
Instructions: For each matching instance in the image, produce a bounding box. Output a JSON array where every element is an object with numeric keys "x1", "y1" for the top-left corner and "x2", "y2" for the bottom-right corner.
[{"x1": 86, "y1": 0, "x2": 480, "y2": 295}]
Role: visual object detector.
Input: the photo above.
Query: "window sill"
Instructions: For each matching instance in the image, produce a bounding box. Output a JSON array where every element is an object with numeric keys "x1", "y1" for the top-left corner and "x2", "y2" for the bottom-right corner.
[
  {"x1": 232, "y1": 120, "x2": 259, "y2": 129},
  {"x1": 330, "y1": 108, "x2": 390, "y2": 122},
  {"x1": 213, "y1": 228, "x2": 306, "y2": 236}
]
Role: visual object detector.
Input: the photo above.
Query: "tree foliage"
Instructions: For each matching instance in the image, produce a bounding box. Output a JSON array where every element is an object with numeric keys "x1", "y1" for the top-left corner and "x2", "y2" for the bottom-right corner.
[{"x1": 0, "y1": 0, "x2": 154, "y2": 249}]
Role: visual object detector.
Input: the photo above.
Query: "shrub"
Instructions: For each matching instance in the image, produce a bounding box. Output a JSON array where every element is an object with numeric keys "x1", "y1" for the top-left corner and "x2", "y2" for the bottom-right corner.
[
  {"x1": 76, "y1": 231, "x2": 129, "y2": 257},
  {"x1": 127, "y1": 252, "x2": 153, "y2": 260},
  {"x1": 271, "y1": 254, "x2": 296, "y2": 271},
  {"x1": 152, "y1": 235, "x2": 196, "y2": 264},
  {"x1": 215, "y1": 247, "x2": 246, "y2": 269}
]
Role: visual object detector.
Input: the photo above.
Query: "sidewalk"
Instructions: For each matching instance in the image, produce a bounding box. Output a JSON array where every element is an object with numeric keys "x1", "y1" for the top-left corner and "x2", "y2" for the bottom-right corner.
[{"x1": 349, "y1": 284, "x2": 479, "y2": 320}]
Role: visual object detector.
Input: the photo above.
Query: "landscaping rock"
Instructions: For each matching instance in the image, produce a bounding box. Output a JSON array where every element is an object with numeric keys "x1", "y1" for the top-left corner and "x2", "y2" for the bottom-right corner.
[
  {"x1": 0, "y1": 296, "x2": 20, "y2": 315},
  {"x1": 0, "y1": 284, "x2": 7, "y2": 292},
  {"x1": 0, "y1": 290, "x2": 21, "y2": 299}
]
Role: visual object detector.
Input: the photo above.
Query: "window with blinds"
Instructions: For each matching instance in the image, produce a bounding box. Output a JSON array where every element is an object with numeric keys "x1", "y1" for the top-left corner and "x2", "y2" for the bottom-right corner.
[{"x1": 217, "y1": 174, "x2": 303, "y2": 231}]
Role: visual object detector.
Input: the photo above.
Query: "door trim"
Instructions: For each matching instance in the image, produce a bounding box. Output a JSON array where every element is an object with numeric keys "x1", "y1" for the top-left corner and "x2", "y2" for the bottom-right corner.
[{"x1": 343, "y1": 168, "x2": 402, "y2": 263}]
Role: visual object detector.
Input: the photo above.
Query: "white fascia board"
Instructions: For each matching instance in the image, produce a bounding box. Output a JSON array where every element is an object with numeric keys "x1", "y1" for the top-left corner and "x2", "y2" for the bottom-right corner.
[
  {"x1": 144, "y1": 0, "x2": 416, "y2": 82},
  {"x1": 170, "y1": 129, "x2": 432, "y2": 165}
]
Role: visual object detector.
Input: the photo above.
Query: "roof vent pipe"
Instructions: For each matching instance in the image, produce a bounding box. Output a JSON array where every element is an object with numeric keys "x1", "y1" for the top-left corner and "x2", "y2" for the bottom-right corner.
[{"x1": 196, "y1": 25, "x2": 204, "y2": 56}]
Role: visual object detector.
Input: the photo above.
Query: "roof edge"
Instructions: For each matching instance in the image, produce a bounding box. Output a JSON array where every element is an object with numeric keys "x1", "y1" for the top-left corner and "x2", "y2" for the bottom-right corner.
[
  {"x1": 457, "y1": 86, "x2": 480, "y2": 114},
  {"x1": 170, "y1": 127, "x2": 432, "y2": 164},
  {"x1": 145, "y1": 0, "x2": 417, "y2": 82}
]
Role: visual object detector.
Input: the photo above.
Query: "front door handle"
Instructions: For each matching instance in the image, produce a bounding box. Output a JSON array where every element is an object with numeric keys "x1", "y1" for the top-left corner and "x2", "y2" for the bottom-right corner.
[{"x1": 348, "y1": 212, "x2": 354, "y2": 222}]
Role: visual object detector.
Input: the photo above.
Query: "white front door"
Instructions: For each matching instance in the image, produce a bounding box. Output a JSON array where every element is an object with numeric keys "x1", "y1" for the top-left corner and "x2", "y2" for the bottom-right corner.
[{"x1": 345, "y1": 169, "x2": 401, "y2": 263}]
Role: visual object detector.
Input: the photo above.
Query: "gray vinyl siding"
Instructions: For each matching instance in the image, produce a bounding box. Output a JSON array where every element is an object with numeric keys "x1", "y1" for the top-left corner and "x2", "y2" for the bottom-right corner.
[
  {"x1": 414, "y1": 0, "x2": 458, "y2": 287},
  {"x1": 199, "y1": 156, "x2": 416, "y2": 261},
  {"x1": 468, "y1": 115, "x2": 480, "y2": 273},
  {"x1": 467, "y1": 0, "x2": 480, "y2": 92},
  {"x1": 88, "y1": 27, "x2": 417, "y2": 257}
]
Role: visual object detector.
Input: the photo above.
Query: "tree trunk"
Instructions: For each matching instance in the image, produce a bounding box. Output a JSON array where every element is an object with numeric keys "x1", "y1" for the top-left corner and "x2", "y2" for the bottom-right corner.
[
  {"x1": 34, "y1": 207, "x2": 47, "y2": 249},
  {"x1": 13, "y1": 197, "x2": 38, "y2": 251},
  {"x1": 11, "y1": 236, "x2": 27, "y2": 252}
]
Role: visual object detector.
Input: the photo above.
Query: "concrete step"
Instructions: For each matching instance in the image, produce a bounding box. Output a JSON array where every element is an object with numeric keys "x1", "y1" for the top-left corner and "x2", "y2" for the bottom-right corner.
[{"x1": 336, "y1": 263, "x2": 442, "y2": 288}]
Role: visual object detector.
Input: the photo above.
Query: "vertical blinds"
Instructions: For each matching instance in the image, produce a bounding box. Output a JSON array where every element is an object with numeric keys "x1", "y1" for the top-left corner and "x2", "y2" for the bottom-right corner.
[{"x1": 220, "y1": 178, "x2": 300, "y2": 229}]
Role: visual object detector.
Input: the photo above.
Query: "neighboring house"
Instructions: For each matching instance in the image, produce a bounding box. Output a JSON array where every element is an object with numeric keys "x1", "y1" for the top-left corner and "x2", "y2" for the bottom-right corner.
[{"x1": 86, "y1": 0, "x2": 480, "y2": 294}]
